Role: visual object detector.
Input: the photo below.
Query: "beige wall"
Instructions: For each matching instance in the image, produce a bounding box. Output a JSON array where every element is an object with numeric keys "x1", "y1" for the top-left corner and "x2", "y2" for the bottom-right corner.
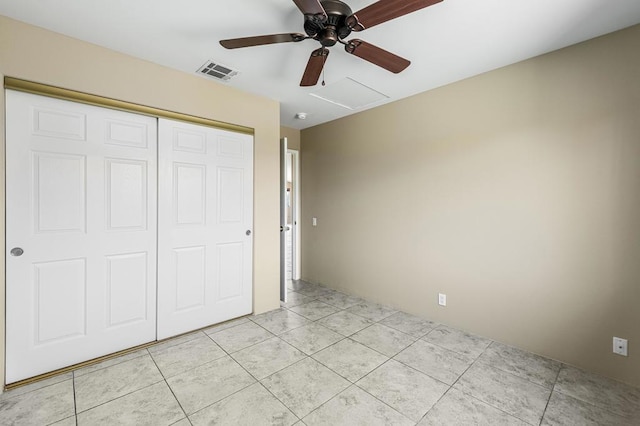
[
  {"x1": 0, "y1": 16, "x2": 281, "y2": 387},
  {"x1": 301, "y1": 25, "x2": 640, "y2": 386},
  {"x1": 281, "y1": 126, "x2": 301, "y2": 151}
]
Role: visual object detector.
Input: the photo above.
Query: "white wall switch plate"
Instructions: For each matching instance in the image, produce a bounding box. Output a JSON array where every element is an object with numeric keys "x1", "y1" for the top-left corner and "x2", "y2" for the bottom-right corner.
[
  {"x1": 312, "y1": 217, "x2": 317, "y2": 227},
  {"x1": 438, "y1": 293, "x2": 447, "y2": 306},
  {"x1": 613, "y1": 337, "x2": 628, "y2": 356}
]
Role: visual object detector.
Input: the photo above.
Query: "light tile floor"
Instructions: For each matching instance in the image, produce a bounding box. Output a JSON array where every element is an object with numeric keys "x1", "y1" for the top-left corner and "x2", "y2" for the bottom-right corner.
[{"x1": 1, "y1": 280, "x2": 639, "y2": 425}]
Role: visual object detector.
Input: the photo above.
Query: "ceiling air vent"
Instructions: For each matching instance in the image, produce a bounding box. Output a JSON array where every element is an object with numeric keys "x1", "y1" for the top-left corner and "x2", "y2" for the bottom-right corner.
[{"x1": 197, "y1": 61, "x2": 238, "y2": 82}]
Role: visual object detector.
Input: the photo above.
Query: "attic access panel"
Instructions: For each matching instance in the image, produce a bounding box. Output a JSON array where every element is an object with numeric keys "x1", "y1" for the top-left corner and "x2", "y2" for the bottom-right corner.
[{"x1": 309, "y1": 77, "x2": 388, "y2": 110}]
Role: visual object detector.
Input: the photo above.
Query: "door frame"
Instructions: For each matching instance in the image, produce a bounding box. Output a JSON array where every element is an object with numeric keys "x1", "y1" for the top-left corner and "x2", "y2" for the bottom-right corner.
[
  {"x1": 288, "y1": 148, "x2": 301, "y2": 281},
  {"x1": 279, "y1": 138, "x2": 287, "y2": 302},
  {"x1": 280, "y1": 144, "x2": 301, "y2": 302}
]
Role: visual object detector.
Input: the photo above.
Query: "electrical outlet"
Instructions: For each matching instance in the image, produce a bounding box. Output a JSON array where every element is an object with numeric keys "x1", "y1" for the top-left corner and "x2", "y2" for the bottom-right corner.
[
  {"x1": 438, "y1": 293, "x2": 447, "y2": 307},
  {"x1": 312, "y1": 217, "x2": 317, "y2": 227},
  {"x1": 613, "y1": 337, "x2": 628, "y2": 356}
]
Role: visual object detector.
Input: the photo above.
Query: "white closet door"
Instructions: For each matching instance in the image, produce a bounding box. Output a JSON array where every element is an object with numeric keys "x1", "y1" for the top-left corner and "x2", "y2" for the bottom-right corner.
[
  {"x1": 157, "y1": 118, "x2": 253, "y2": 339},
  {"x1": 5, "y1": 90, "x2": 158, "y2": 383}
]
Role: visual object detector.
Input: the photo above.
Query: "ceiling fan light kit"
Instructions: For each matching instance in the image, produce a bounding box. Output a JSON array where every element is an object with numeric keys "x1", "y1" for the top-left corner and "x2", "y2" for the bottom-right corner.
[{"x1": 220, "y1": 0, "x2": 443, "y2": 87}]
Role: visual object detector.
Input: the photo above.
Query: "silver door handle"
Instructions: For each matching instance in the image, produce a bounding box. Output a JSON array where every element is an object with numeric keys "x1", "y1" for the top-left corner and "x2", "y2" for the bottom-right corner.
[
  {"x1": 246, "y1": 230, "x2": 251, "y2": 236},
  {"x1": 10, "y1": 247, "x2": 24, "y2": 257}
]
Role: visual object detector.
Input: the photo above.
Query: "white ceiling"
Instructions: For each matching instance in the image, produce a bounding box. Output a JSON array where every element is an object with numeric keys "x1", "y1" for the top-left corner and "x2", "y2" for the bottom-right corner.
[{"x1": 1, "y1": 0, "x2": 639, "y2": 129}]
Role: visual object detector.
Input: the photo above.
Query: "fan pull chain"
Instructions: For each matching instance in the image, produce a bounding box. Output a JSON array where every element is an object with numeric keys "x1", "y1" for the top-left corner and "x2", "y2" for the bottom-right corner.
[{"x1": 322, "y1": 48, "x2": 327, "y2": 86}]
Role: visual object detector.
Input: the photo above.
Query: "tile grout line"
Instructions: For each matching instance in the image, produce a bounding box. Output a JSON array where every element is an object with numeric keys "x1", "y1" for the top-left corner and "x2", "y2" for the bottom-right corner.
[
  {"x1": 474, "y1": 343, "x2": 564, "y2": 389},
  {"x1": 446, "y1": 344, "x2": 540, "y2": 426},
  {"x1": 537, "y1": 365, "x2": 563, "y2": 426},
  {"x1": 352, "y1": 381, "x2": 420, "y2": 425},
  {"x1": 74, "y1": 352, "x2": 169, "y2": 413},
  {"x1": 283, "y1": 284, "x2": 640, "y2": 424},
  {"x1": 152, "y1": 341, "x2": 227, "y2": 379},
  {"x1": 212, "y1": 337, "x2": 305, "y2": 423},
  {"x1": 472, "y1": 358, "x2": 556, "y2": 389},
  {"x1": 390, "y1": 349, "x2": 452, "y2": 388},
  {"x1": 552, "y1": 387, "x2": 636, "y2": 421},
  {"x1": 228, "y1": 337, "x2": 309, "y2": 380},
  {"x1": 72, "y1": 371, "x2": 78, "y2": 426},
  {"x1": 249, "y1": 310, "x2": 316, "y2": 335},
  {"x1": 292, "y1": 379, "x2": 353, "y2": 422},
  {"x1": 350, "y1": 356, "x2": 426, "y2": 415},
  {"x1": 185, "y1": 379, "x2": 258, "y2": 421},
  {"x1": 316, "y1": 283, "x2": 583, "y2": 397},
  {"x1": 254, "y1": 383, "x2": 303, "y2": 424},
  {"x1": 205, "y1": 322, "x2": 277, "y2": 354},
  {"x1": 201, "y1": 316, "x2": 333, "y2": 421},
  {"x1": 285, "y1": 299, "x2": 438, "y2": 423},
  {"x1": 147, "y1": 350, "x2": 190, "y2": 422},
  {"x1": 414, "y1": 385, "x2": 455, "y2": 425},
  {"x1": 292, "y1": 282, "x2": 608, "y2": 425},
  {"x1": 245, "y1": 302, "x2": 390, "y2": 423},
  {"x1": 183, "y1": 336, "x2": 285, "y2": 421},
  {"x1": 12, "y1": 280, "x2": 636, "y2": 425},
  {"x1": 283, "y1": 333, "x2": 350, "y2": 358},
  {"x1": 73, "y1": 379, "x2": 165, "y2": 417},
  {"x1": 342, "y1": 321, "x2": 419, "y2": 359},
  {"x1": 147, "y1": 332, "x2": 209, "y2": 357},
  {"x1": 446, "y1": 343, "x2": 480, "y2": 388},
  {"x1": 550, "y1": 364, "x2": 638, "y2": 421}
]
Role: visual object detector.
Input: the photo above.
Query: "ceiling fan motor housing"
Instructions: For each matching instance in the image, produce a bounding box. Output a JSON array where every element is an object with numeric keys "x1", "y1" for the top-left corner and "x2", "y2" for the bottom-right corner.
[{"x1": 304, "y1": 0, "x2": 353, "y2": 46}]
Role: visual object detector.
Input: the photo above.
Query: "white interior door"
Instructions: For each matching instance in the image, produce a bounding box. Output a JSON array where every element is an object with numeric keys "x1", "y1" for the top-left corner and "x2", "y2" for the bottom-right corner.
[
  {"x1": 280, "y1": 138, "x2": 287, "y2": 302},
  {"x1": 5, "y1": 90, "x2": 158, "y2": 383},
  {"x1": 157, "y1": 118, "x2": 253, "y2": 339}
]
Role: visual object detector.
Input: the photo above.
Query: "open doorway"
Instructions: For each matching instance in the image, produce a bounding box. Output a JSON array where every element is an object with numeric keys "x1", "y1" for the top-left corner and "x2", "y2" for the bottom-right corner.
[
  {"x1": 280, "y1": 139, "x2": 301, "y2": 302},
  {"x1": 285, "y1": 150, "x2": 300, "y2": 282},
  {"x1": 280, "y1": 138, "x2": 300, "y2": 302}
]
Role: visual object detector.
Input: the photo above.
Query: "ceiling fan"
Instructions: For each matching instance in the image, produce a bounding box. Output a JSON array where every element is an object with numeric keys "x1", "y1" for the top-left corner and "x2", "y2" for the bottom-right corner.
[{"x1": 220, "y1": 0, "x2": 443, "y2": 86}]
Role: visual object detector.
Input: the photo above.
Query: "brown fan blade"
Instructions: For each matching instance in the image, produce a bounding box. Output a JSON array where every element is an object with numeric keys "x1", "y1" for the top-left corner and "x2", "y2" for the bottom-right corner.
[
  {"x1": 300, "y1": 48, "x2": 330, "y2": 87},
  {"x1": 292, "y1": 0, "x2": 327, "y2": 22},
  {"x1": 345, "y1": 39, "x2": 410, "y2": 73},
  {"x1": 347, "y1": 0, "x2": 443, "y2": 31},
  {"x1": 220, "y1": 33, "x2": 306, "y2": 49}
]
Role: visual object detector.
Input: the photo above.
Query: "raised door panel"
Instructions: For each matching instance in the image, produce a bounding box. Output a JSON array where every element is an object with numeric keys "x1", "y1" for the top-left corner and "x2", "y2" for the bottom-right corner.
[
  {"x1": 216, "y1": 243, "x2": 244, "y2": 301},
  {"x1": 173, "y1": 128, "x2": 207, "y2": 153},
  {"x1": 105, "y1": 119, "x2": 148, "y2": 148},
  {"x1": 33, "y1": 152, "x2": 87, "y2": 234},
  {"x1": 174, "y1": 246, "x2": 207, "y2": 311},
  {"x1": 32, "y1": 107, "x2": 86, "y2": 140},
  {"x1": 218, "y1": 168, "x2": 244, "y2": 224},
  {"x1": 106, "y1": 159, "x2": 148, "y2": 231},
  {"x1": 174, "y1": 163, "x2": 206, "y2": 226},
  {"x1": 106, "y1": 252, "x2": 149, "y2": 328},
  {"x1": 34, "y1": 258, "x2": 87, "y2": 344}
]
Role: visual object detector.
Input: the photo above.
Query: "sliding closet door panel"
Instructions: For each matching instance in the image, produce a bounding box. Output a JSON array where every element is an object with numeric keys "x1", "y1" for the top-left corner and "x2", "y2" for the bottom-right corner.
[
  {"x1": 5, "y1": 90, "x2": 157, "y2": 383},
  {"x1": 158, "y1": 118, "x2": 253, "y2": 339}
]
